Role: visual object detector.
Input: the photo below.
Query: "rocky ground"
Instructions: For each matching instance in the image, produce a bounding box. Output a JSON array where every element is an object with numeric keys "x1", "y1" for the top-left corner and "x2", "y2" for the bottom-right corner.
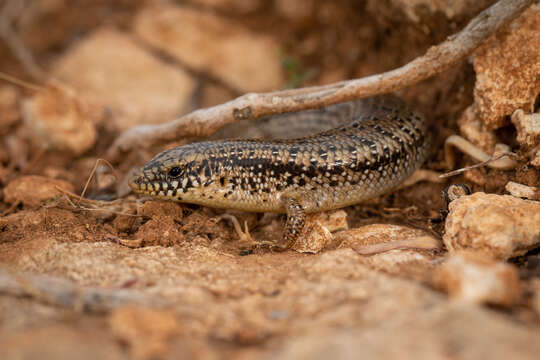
[{"x1": 0, "y1": 1, "x2": 539, "y2": 359}]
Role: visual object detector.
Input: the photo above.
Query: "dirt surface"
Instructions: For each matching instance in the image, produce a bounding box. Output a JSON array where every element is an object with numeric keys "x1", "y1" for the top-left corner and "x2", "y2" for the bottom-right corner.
[{"x1": 0, "y1": 1, "x2": 539, "y2": 359}]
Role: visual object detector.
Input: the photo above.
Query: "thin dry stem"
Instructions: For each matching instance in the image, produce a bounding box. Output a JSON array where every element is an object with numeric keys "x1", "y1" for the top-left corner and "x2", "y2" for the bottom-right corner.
[
  {"x1": 53, "y1": 187, "x2": 143, "y2": 218},
  {"x1": 439, "y1": 152, "x2": 516, "y2": 179},
  {"x1": 0, "y1": 71, "x2": 43, "y2": 91},
  {"x1": 78, "y1": 158, "x2": 118, "y2": 206},
  {"x1": 442, "y1": 134, "x2": 518, "y2": 178},
  {"x1": 105, "y1": 0, "x2": 534, "y2": 163},
  {"x1": 0, "y1": 200, "x2": 20, "y2": 216}
]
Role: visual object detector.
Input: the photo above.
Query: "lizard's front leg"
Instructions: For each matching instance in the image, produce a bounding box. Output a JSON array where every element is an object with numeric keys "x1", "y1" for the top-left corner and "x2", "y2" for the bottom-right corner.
[
  {"x1": 271, "y1": 197, "x2": 307, "y2": 251},
  {"x1": 248, "y1": 196, "x2": 307, "y2": 251}
]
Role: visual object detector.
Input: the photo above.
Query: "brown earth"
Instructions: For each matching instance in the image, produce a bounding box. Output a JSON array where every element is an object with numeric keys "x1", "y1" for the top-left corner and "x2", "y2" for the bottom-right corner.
[{"x1": 0, "y1": 1, "x2": 539, "y2": 359}]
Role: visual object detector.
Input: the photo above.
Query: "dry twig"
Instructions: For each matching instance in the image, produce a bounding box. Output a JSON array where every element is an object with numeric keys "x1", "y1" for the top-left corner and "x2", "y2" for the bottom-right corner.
[{"x1": 105, "y1": 0, "x2": 534, "y2": 163}]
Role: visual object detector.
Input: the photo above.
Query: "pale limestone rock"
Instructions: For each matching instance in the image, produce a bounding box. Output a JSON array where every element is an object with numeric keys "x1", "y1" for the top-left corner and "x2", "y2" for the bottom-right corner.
[
  {"x1": 443, "y1": 192, "x2": 540, "y2": 259},
  {"x1": 4, "y1": 175, "x2": 74, "y2": 207},
  {"x1": 108, "y1": 305, "x2": 180, "y2": 359},
  {"x1": 293, "y1": 221, "x2": 333, "y2": 254},
  {"x1": 0, "y1": 325, "x2": 127, "y2": 360},
  {"x1": 505, "y1": 181, "x2": 540, "y2": 201},
  {"x1": 53, "y1": 28, "x2": 196, "y2": 130},
  {"x1": 270, "y1": 303, "x2": 540, "y2": 360},
  {"x1": 308, "y1": 210, "x2": 348, "y2": 233},
  {"x1": 511, "y1": 109, "x2": 540, "y2": 148},
  {"x1": 457, "y1": 105, "x2": 497, "y2": 153},
  {"x1": 473, "y1": 5, "x2": 540, "y2": 130},
  {"x1": 532, "y1": 149, "x2": 540, "y2": 168},
  {"x1": 434, "y1": 252, "x2": 522, "y2": 306},
  {"x1": 293, "y1": 210, "x2": 347, "y2": 253},
  {"x1": 22, "y1": 85, "x2": 98, "y2": 155},
  {"x1": 134, "y1": 5, "x2": 284, "y2": 92}
]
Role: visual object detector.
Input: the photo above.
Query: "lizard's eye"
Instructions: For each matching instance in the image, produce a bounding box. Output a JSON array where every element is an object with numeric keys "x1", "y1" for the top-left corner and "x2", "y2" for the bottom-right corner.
[{"x1": 168, "y1": 167, "x2": 182, "y2": 178}]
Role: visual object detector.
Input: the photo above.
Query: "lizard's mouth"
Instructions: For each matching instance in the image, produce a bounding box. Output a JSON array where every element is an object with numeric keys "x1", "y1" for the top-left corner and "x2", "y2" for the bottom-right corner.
[
  {"x1": 128, "y1": 169, "x2": 178, "y2": 199},
  {"x1": 128, "y1": 170, "x2": 147, "y2": 193}
]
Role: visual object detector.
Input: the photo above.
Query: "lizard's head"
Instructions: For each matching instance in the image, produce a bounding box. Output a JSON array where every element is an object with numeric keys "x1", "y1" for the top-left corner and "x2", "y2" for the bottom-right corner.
[{"x1": 128, "y1": 143, "x2": 225, "y2": 203}]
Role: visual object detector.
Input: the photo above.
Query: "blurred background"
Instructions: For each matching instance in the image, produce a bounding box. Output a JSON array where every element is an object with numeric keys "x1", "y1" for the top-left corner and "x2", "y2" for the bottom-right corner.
[
  {"x1": 1, "y1": 1, "x2": 539, "y2": 359},
  {"x1": 0, "y1": 0, "x2": 498, "y2": 193}
]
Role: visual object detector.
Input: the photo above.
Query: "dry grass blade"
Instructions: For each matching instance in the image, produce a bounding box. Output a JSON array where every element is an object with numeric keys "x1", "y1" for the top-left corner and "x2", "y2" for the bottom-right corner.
[
  {"x1": 0, "y1": 71, "x2": 43, "y2": 91},
  {"x1": 53, "y1": 186, "x2": 143, "y2": 218},
  {"x1": 78, "y1": 158, "x2": 119, "y2": 206},
  {"x1": 440, "y1": 153, "x2": 517, "y2": 178}
]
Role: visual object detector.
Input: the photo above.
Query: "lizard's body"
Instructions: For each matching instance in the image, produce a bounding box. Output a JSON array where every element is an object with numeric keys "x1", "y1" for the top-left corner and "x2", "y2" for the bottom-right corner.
[{"x1": 129, "y1": 95, "x2": 430, "y2": 249}]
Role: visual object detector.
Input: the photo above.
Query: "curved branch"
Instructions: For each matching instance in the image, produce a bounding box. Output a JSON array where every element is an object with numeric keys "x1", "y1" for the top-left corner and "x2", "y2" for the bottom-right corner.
[{"x1": 105, "y1": 0, "x2": 534, "y2": 162}]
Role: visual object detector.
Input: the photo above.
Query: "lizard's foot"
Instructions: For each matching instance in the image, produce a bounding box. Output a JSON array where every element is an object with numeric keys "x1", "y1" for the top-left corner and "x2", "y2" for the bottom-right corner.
[
  {"x1": 217, "y1": 214, "x2": 291, "y2": 252},
  {"x1": 217, "y1": 214, "x2": 256, "y2": 248}
]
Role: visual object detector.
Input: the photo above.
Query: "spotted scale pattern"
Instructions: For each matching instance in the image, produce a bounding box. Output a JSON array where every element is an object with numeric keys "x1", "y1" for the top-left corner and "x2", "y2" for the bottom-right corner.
[{"x1": 129, "y1": 95, "x2": 431, "y2": 250}]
